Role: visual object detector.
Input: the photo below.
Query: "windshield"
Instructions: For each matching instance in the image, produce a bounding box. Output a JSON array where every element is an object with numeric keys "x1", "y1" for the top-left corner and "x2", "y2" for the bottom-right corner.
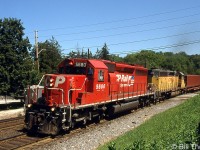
[{"x1": 58, "y1": 66, "x2": 86, "y2": 75}]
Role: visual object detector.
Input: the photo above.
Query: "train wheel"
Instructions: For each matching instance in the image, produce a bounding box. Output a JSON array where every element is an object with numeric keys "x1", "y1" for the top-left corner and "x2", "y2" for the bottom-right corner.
[
  {"x1": 94, "y1": 115, "x2": 101, "y2": 124},
  {"x1": 139, "y1": 99, "x2": 144, "y2": 108},
  {"x1": 80, "y1": 118, "x2": 87, "y2": 128},
  {"x1": 51, "y1": 123, "x2": 61, "y2": 136}
]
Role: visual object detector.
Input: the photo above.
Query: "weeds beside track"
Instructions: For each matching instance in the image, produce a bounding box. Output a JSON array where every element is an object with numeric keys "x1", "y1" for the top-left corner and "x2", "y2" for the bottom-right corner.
[{"x1": 99, "y1": 94, "x2": 200, "y2": 150}]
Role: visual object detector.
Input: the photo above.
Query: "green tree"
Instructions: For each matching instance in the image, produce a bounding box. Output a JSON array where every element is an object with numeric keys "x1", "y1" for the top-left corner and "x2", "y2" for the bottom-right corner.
[
  {"x1": 68, "y1": 51, "x2": 77, "y2": 58},
  {"x1": 32, "y1": 37, "x2": 63, "y2": 74},
  {"x1": 124, "y1": 50, "x2": 164, "y2": 69},
  {"x1": 94, "y1": 43, "x2": 110, "y2": 60},
  {"x1": 93, "y1": 48, "x2": 100, "y2": 59},
  {"x1": 109, "y1": 54, "x2": 124, "y2": 62},
  {"x1": 162, "y1": 52, "x2": 194, "y2": 74},
  {"x1": 68, "y1": 48, "x2": 90, "y2": 59},
  {"x1": 190, "y1": 54, "x2": 200, "y2": 74},
  {"x1": 123, "y1": 53, "x2": 137, "y2": 64},
  {"x1": 0, "y1": 18, "x2": 32, "y2": 95}
]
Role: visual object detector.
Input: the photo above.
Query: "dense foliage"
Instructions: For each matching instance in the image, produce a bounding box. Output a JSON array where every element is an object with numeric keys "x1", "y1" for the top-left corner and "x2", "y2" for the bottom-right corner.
[
  {"x1": 124, "y1": 50, "x2": 200, "y2": 74},
  {"x1": 94, "y1": 43, "x2": 110, "y2": 60},
  {"x1": 0, "y1": 18, "x2": 63, "y2": 96},
  {"x1": 0, "y1": 18, "x2": 32, "y2": 95}
]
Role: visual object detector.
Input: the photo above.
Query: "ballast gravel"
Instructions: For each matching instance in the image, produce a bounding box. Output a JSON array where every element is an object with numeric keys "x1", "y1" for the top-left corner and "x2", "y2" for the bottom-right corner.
[
  {"x1": 33, "y1": 93, "x2": 198, "y2": 150},
  {"x1": 0, "y1": 108, "x2": 24, "y2": 120}
]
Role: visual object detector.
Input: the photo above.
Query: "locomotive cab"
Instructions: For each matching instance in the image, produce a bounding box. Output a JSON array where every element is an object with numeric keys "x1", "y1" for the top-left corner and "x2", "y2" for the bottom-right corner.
[
  {"x1": 178, "y1": 72, "x2": 185, "y2": 89},
  {"x1": 78, "y1": 60, "x2": 109, "y2": 104}
]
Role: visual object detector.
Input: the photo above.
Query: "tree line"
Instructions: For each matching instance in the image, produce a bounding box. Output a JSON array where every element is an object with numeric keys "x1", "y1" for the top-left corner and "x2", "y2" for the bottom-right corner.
[{"x1": 0, "y1": 18, "x2": 200, "y2": 96}]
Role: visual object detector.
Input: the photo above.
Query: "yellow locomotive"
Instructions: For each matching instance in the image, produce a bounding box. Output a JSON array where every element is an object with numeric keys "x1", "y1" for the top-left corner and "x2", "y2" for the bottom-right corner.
[{"x1": 148, "y1": 69, "x2": 185, "y2": 99}]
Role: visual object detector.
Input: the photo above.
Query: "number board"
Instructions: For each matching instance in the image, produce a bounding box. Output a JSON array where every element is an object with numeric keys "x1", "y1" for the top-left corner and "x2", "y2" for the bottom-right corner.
[{"x1": 75, "y1": 62, "x2": 87, "y2": 67}]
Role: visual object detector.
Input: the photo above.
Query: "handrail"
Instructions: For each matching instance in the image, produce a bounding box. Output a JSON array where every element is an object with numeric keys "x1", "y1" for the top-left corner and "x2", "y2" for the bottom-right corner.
[
  {"x1": 24, "y1": 85, "x2": 44, "y2": 104},
  {"x1": 67, "y1": 78, "x2": 87, "y2": 123},
  {"x1": 38, "y1": 75, "x2": 45, "y2": 86}
]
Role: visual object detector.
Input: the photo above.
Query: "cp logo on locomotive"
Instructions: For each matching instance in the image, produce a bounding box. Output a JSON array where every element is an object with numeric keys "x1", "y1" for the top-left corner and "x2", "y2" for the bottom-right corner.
[
  {"x1": 45, "y1": 75, "x2": 66, "y2": 87},
  {"x1": 54, "y1": 76, "x2": 66, "y2": 87}
]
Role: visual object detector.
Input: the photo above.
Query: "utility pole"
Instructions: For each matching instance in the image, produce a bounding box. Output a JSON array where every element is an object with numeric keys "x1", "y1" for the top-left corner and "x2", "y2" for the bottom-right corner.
[
  {"x1": 88, "y1": 48, "x2": 90, "y2": 59},
  {"x1": 82, "y1": 48, "x2": 84, "y2": 58},
  {"x1": 35, "y1": 30, "x2": 39, "y2": 72}
]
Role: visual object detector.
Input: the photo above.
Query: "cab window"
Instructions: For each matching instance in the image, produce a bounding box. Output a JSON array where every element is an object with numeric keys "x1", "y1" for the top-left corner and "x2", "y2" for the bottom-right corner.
[
  {"x1": 87, "y1": 67, "x2": 94, "y2": 75},
  {"x1": 98, "y1": 70, "x2": 104, "y2": 82},
  {"x1": 58, "y1": 66, "x2": 86, "y2": 75}
]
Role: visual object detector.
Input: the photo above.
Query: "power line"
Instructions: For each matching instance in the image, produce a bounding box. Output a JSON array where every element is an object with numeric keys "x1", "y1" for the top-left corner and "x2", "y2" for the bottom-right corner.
[
  {"x1": 36, "y1": 13, "x2": 200, "y2": 39},
  {"x1": 110, "y1": 39, "x2": 200, "y2": 55},
  {"x1": 62, "y1": 30, "x2": 200, "y2": 51},
  {"x1": 28, "y1": 5, "x2": 200, "y2": 32},
  {"x1": 56, "y1": 21, "x2": 200, "y2": 42}
]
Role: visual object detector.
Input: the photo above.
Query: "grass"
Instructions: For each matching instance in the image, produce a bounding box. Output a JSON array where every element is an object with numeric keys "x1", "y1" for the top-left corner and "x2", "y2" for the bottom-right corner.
[{"x1": 98, "y1": 94, "x2": 200, "y2": 150}]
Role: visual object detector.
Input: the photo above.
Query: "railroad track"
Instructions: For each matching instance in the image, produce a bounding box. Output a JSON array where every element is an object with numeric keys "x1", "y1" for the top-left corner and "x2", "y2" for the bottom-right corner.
[
  {"x1": 0, "y1": 117, "x2": 51, "y2": 150},
  {"x1": 0, "y1": 117, "x2": 24, "y2": 130},
  {"x1": 0, "y1": 116, "x2": 102, "y2": 150},
  {"x1": 0, "y1": 134, "x2": 52, "y2": 150},
  {"x1": 0, "y1": 123, "x2": 96, "y2": 150}
]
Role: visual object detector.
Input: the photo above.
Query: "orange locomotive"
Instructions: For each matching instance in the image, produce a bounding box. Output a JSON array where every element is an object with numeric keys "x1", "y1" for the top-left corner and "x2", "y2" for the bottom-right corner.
[{"x1": 25, "y1": 58, "x2": 153, "y2": 135}]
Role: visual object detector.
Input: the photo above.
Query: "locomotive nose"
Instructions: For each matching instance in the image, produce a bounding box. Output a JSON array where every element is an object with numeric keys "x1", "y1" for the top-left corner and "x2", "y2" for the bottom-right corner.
[{"x1": 44, "y1": 75, "x2": 67, "y2": 106}]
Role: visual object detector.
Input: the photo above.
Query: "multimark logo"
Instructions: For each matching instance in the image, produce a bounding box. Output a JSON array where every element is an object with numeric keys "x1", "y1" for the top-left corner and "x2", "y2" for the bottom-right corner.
[
  {"x1": 116, "y1": 74, "x2": 134, "y2": 84},
  {"x1": 171, "y1": 143, "x2": 200, "y2": 149}
]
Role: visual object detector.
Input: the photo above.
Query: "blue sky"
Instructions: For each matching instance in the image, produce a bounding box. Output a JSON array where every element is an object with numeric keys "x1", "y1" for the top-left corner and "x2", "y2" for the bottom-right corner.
[{"x1": 1, "y1": 0, "x2": 200, "y2": 56}]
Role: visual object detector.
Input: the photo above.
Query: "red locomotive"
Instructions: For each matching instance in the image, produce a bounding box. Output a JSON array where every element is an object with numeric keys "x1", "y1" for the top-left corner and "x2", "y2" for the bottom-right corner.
[
  {"x1": 24, "y1": 58, "x2": 200, "y2": 135},
  {"x1": 25, "y1": 58, "x2": 153, "y2": 135}
]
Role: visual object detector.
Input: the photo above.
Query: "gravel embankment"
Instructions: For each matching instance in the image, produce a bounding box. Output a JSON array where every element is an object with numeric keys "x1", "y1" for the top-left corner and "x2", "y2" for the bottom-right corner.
[
  {"x1": 0, "y1": 108, "x2": 24, "y2": 120},
  {"x1": 35, "y1": 93, "x2": 198, "y2": 150},
  {"x1": 0, "y1": 96, "x2": 24, "y2": 120}
]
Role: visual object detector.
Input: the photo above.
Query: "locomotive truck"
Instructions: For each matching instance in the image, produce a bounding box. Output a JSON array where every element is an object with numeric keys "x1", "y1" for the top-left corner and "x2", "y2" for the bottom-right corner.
[{"x1": 24, "y1": 58, "x2": 200, "y2": 135}]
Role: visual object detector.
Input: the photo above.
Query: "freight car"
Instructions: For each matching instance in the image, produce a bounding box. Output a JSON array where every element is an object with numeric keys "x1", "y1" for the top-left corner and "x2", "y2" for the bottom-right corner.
[
  {"x1": 24, "y1": 58, "x2": 200, "y2": 135},
  {"x1": 185, "y1": 75, "x2": 200, "y2": 92}
]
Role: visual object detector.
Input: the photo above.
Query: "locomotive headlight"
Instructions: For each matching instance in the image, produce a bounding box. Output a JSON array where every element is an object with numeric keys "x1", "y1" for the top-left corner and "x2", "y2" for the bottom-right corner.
[
  {"x1": 50, "y1": 78, "x2": 54, "y2": 82},
  {"x1": 27, "y1": 104, "x2": 32, "y2": 108},
  {"x1": 69, "y1": 61, "x2": 73, "y2": 65},
  {"x1": 49, "y1": 78, "x2": 54, "y2": 87},
  {"x1": 51, "y1": 107, "x2": 55, "y2": 111}
]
